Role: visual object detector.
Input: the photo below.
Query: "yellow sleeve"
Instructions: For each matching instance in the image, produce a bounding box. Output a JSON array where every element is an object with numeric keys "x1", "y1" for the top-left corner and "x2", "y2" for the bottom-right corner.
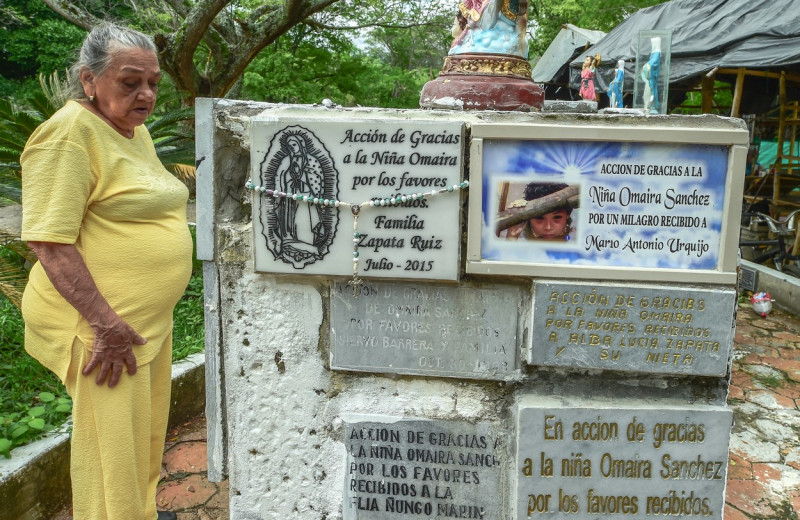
[{"x1": 20, "y1": 139, "x2": 94, "y2": 244}]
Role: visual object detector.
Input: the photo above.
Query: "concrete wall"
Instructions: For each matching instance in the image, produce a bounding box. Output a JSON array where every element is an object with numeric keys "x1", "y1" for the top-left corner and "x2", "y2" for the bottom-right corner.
[{"x1": 198, "y1": 99, "x2": 745, "y2": 519}]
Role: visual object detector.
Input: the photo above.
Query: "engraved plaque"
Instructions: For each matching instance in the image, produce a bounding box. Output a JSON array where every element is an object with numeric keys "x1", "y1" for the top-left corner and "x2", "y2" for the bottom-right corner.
[
  {"x1": 530, "y1": 281, "x2": 735, "y2": 376},
  {"x1": 331, "y1": 281, "x2": 521, "y2": 380},
  {"x1": 250, "y1": 117, "x2": 464, "y2": 280},
  {"x1": 516, "y1": 399, "x2": 732, "y2": 520},
  {"x1": 344, "y1": 419, "x2": 506, "y2": 520}
]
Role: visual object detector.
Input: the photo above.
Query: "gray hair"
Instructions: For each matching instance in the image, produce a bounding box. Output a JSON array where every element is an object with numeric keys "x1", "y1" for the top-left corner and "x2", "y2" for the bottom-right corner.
[{"x1": 67, "y1": 23, "x2": 157, "y2": 100}]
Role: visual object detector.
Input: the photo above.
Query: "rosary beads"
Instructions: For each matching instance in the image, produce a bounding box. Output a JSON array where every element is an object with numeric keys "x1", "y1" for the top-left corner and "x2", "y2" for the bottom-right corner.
[{"x1": 246, "y1": 179, "x2": 469, "y2": 296}]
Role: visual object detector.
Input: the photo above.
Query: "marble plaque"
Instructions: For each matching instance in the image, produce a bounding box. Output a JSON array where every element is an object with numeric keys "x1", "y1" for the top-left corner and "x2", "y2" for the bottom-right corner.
[
  {"x1": 516, "y1": 399, "x2": 732, "y2": 520},
  {"x1": 344, "y1": 419, "x2": 506, "y2": 520},
  {"x1": 529, "y1": 281, "x2": 735, "y2": 376},
  {"x1": 331, "y1": 281, "x2": 521, "y2": 380},
  {"x1": 250, "y1": 117, "x2": 464, "y2": 280}
]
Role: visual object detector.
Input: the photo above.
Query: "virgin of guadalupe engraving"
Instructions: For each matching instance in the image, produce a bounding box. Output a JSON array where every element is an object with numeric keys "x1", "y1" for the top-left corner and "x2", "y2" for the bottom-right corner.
[{"x1": 258, "y1": 126, "x2": 339, "y2": 268}]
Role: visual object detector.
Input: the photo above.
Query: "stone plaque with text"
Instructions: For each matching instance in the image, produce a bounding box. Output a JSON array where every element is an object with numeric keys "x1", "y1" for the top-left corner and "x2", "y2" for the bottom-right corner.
[
  {"x1": 250, "y1": 117, "x2": 464, "y2": 280},
  {"x1": 344, "y1": 419, "x2": 506, "y2": 520},
  {"x1": 529, "y1": 281, "x2": 735, "y2": 376},
  {"x1": 516, "y1": 399, "x2": 732, "y2": 520},
  {"x1": 331, "y1": 281, "x2": 521, "y2": 380}
]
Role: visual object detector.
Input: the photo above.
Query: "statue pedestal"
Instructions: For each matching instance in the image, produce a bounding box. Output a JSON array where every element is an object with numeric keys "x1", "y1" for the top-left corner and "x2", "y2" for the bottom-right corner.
[{"x1": 420, "y1": 53, "x2": 544, "y2": 112}]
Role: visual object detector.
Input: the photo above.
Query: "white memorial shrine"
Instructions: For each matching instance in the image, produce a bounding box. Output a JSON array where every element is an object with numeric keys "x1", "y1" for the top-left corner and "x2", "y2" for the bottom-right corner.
[{"x1": 196, "y1": 98, "x2": 746, "y2": 519}]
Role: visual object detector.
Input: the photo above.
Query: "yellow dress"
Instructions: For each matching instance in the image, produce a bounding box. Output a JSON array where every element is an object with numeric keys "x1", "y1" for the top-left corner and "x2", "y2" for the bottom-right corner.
[
  {"x1": 20, "y1": 100, "x2": 192, "y2": 520},
  {"x1": 20, "y1": 100, "x2": 192, "y2": 381}
]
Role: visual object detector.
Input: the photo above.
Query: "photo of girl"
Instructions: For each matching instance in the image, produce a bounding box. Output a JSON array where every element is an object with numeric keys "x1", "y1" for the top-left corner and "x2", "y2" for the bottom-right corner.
[{"x1": 495, "y1": 181, "x2": 578, "y2": 242}]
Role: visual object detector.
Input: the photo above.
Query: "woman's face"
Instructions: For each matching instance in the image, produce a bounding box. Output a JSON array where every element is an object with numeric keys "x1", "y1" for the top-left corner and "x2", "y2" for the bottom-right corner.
[
  {"x1": 288, "y1": 137, "x2": 303, "y2": 154},
  {"x1": 529, "y1": 209, "x2": 569, "y2": 239},
  {"x1": 81, "y1": 47, "x2": 161, "y2": 137}
]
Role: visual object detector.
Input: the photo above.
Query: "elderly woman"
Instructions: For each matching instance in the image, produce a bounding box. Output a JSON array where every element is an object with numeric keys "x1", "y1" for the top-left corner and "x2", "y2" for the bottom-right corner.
[{"x1": 20, "y1": 23, "x2": 191, "y2": 520}]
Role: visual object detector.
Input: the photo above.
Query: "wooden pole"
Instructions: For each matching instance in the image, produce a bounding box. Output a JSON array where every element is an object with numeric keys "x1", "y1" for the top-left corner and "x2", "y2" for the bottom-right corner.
[
  {"x1": 701, "y1": 71, "x2": 715, "y2": 114},
  {"x1": 730, "y1": 68, "x2": 745, "y2": 118}
]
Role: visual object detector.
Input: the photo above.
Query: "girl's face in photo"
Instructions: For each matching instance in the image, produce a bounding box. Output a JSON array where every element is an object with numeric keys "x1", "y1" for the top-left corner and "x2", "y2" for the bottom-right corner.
[{"x1": 530, "y1": 209, "x2": 569, "y2": 239}]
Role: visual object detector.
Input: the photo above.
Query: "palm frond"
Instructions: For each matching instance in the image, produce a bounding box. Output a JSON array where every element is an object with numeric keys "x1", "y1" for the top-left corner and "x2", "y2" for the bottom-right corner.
[
  {"x1": 0, "y1": 136, "x2": 27, "y2": 154},
  {"x1": 0, "y1": 187, "x2": 22, "y2": 206},
  {"x1": 0, "y1": 99, "x2": 17, "y2": 120},
  {"x1": 0, "y1": 168, "x2": 22, "y2": 206},
  {"x1": 0, "y1": 263, "x2": 27, "y2": 308},
  {"x1": 147, "y1": 108, "x2": 194, "y2": 137},
  {"x1": 37, "y1": 71, "x2": 70, "y2": 114},
  {"x1": 0, "y1": 150, "x2": 22, "y2": 166},
  {"x1": 0, "y1": 98, "x2": 46, "y2": 149},
  {"x1": 1, "y1": 235, "x2": 36, "y2": 264},
  {"x1": 155, "y1": 146, "x2": 196, "y2": 169},
  {"x1": 2, "y1": 108, "x2": 43, "y2": 137},
  {"x1": 170, "y1": 164, "x2": 196, "y2": 182}
]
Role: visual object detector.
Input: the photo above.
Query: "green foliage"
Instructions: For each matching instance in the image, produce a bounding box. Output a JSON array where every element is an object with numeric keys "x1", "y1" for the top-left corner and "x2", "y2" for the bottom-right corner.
[
  {"x1": 0, "y1": 238, "x2": 30, "y2": 307},
  {"x1": 0, "y1": 95, "x2": 51, "y2": 177},
  {"x1": 673, "y1": 81, "x2": 734, "y2": 115},
  {"x1": 0, "y1": 392, "x2": 73, "y2": 458},
  {"x1": 173, "y1": 269, "x2": 205, "y2": 360},
  {"x1": 242, "y1": 34, "x2": 431, "y2": 108},
  {"x1": 359, "y1": 0, "x2": 453, "y2": 71},
  {"x1": 146, "y1": 83, "x2": 196, "y2": 174},
  {"x1": 529, "y1": 0, "x2": 664, "y2": 59},
  {"x1": 0, "y1": 0, "x2": 86, "y2": 81},
  {"x1": 0, "y1": 74, "x2": 65, "y2": 208},
  {"x1": 0, "y1": 76, "x2": 40, "y2": 104},
  {"x1": 0, "y1": 297, "x2": 70, "y2": 458},
  {"x1": 172, "y1": 225, "x2": 205, "y2": 360}
]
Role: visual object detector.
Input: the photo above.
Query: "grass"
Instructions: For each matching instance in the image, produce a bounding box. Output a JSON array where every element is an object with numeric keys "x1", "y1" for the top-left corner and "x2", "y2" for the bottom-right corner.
[
  {"x1": 0, "y1": 227, "x2": 205, "y2": 457},
  {"x1": 0, "y1": 298, "x2": 69, "y2": 456},
  {"x1": 755, "y1": 373, "x2": 785, "y2": 389}
]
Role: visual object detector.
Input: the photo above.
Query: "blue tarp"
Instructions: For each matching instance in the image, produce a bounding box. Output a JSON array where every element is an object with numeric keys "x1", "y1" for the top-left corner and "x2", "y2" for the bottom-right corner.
[{"x1": 757, "y1": 140, "x2": 800, "y2": 169}]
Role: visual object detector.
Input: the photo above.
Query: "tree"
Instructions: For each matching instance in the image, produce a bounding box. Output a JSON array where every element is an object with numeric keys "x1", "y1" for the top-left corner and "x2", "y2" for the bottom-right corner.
[
  {"x1": 41, "y1": 0, "x2": 447, "y2": 105},
  {"x1": 241, "y1": 36, "x2": 430, "y2": 108},
  {"x1": 528, "y1": 0, "x2": 663, "y2": 59},
  {"x1": 0, "y1": 0, "x2": 87, "y2": 99},
  {"x1": 42, "y1": 0, "x2": 341, "y2": 103},
  {"x1": 239, "y1": 10, "x2": 441, "y2": 109}
]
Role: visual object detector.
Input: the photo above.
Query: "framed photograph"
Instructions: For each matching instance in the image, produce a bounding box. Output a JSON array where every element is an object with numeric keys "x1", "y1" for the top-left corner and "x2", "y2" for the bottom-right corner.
[{"x1": 466, "y1": 123, "x2": 748, "y2": 283}]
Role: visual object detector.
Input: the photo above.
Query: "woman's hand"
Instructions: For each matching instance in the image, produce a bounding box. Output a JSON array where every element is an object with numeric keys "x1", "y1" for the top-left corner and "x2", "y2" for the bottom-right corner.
[
  {"x1": 82, "y1": 316, "x2": 147, "y2": 387},
  {"x1": 28, "y1": 241, "x2": 147, "y2": 388}
]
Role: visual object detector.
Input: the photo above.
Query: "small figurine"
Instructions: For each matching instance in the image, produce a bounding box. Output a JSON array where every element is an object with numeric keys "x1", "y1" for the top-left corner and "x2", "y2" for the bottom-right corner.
[
  {"x1": 579, "y1": 54, "x2": 601, "y2": 102},
  {"x1": 641, "y1": 37, "x2": 662, "y2": 113},
  {"x1": 608, "y1": 59, "x2": 625, "y2": 108},
  {"x1": 750, "y1": 292, "x2": 773, "y2": 318}
]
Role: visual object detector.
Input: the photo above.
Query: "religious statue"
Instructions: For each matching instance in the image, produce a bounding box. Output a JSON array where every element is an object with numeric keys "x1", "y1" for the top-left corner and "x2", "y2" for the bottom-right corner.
[
  {"x1": 641, "y1": 37, "x2": 662, "y2": 113},
  {"x1": 419, "y1": 0, "x2": 543, "y2": 111},
  {"x1": 449, "y1": 0, "x2": 528, "y2": 58},
  {"x1": 608, "y1": 59, "x2": 625, "y2": 108},
  {"x1": 579, "y1": 54, "x2": 601, "y2": 102}
]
